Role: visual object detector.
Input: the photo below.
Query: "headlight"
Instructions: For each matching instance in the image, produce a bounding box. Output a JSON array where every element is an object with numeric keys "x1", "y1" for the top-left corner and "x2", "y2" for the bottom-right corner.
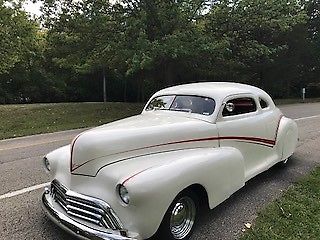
[
  {"x1": 43, "y1": 156, "x2": 51, "y2": 172},
  {"x1": 118, "y1": 184, "x2": 130, "y2": 204}
]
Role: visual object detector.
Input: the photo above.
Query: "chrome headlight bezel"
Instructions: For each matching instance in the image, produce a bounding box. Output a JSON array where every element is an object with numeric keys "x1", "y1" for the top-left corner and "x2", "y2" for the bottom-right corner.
[
  {"x1": 118, "y1": 184, "x2": 130, "y2": 205},
  {"x1": 43, "y1": 156, "x2": 51, "y2": 172}
]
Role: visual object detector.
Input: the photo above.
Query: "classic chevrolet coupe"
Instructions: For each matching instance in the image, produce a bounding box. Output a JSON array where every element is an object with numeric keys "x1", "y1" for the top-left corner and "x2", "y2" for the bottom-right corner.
[{"x1": 42, "y1": 82, "x2": 298, "y2": 240}]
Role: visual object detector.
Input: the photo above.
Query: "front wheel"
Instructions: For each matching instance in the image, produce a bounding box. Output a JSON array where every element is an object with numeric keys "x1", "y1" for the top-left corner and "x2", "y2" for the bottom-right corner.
[{"x1": 155, "y1": 191, "x2": 199, "y2": 240}]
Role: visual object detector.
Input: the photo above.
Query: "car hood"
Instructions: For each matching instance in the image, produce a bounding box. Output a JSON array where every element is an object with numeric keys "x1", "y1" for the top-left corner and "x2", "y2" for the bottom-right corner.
[{"x1": 71, "y1": 112, "x2": 218, "y2": 176}]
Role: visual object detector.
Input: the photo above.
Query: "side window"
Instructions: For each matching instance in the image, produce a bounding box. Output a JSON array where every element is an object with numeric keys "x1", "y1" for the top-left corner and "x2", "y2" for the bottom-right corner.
[
  {"x1": 259, "y1": 98, "x2": 269, "y2": 109},
  {"x1": 222, "y1": 97, "x2": 257, "y2": 117}
]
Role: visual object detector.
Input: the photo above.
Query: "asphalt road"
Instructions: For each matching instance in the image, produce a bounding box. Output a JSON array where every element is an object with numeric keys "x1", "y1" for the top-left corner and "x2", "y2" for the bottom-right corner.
[{"x1": 1, "y1": 103, "x2": 320, "y2": 240}]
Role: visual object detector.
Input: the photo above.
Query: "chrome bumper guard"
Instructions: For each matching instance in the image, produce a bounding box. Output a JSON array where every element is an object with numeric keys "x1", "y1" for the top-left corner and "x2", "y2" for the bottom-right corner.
[{"x1": 42, "y1": 191, "x2": 136, "y2": 240}]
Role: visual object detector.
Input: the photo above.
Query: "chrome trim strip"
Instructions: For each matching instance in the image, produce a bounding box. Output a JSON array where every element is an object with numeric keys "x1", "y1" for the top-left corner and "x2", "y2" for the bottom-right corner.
[
  {"x1": 67, "y1": 205, "x2": 103, "y2": 220},
  {"x1": 67, "y1": 198, "x2": 105, "y2": 214},
  {"x1": 67, "y1": 208, "x2": 102, "y2": 225},
  {"x1": 42, "y1": 192, "x2": 136, "y2": 240}
]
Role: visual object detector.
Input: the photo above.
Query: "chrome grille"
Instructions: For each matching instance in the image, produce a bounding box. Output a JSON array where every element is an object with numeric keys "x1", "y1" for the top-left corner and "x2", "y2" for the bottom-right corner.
[{"x1": 50, "y1": 180, "x2": 123, "y2": 230}]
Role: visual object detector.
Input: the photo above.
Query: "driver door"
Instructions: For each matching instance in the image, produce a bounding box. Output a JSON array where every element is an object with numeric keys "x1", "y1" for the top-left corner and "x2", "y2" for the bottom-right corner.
[{"x1": 216, "y1": 94, "x2": 274, "y2": 181}]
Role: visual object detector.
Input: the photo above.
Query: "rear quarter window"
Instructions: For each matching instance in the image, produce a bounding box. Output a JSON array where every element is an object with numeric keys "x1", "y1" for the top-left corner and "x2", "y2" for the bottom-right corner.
[{"x1": 259, "y1": 98, "x2": 269, "y2": 109}]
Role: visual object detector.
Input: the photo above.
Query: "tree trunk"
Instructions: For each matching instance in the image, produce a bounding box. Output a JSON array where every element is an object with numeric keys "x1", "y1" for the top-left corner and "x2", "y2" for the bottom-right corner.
[
  {"x1": 123, "y1": 78, "x2": 127, "y2": 102},
  {"x1": 138, "y1": 71, "x2": 145, "y2": 103},
  {"x1": 259, "y1": 69, "x2": 264, "y2": 87},
  {"x1": 103, "y1": 68, "x2": 107, "y2": 103},
  {"x1": 141, "y1": 79, "x2": 145, "y2": 103},
  {"x1": 165, "y1": 61, "x2": 174, "y2": 86},
  {"x1": 136, "y1": 72, "x2": 142, "y2": 102}
]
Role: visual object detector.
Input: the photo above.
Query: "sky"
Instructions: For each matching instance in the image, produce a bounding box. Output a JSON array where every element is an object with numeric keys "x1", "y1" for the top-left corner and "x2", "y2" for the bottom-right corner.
[
  {"x1": 22, "y1": 0, "x2": 118, "y2": 16},
  {"x1": 23, "y1": 0, "x2": 42, "y2": 16}
]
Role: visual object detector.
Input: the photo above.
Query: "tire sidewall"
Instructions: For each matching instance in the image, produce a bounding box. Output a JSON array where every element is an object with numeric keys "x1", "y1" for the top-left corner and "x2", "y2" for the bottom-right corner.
[{"x1": 155, "y1": 190, "x2": 199, "y2": 240}]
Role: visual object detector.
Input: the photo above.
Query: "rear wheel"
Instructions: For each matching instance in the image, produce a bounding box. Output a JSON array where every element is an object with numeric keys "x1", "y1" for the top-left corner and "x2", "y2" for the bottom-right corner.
[{"x1": 155, "y1": 191, "x2": 199, "y2": 240}]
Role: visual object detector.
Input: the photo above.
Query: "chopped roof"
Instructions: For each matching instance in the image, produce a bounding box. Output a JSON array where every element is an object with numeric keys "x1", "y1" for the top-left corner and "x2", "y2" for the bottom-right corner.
[{"x1": 155, "y1": 82, "x2": 270, "y2": 101}]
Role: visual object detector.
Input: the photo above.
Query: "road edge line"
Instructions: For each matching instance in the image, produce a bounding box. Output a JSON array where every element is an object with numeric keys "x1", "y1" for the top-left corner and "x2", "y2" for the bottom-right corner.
[
  {"x1": 0, "y1": 182, "x2": 50, "y2": 200},
  {"x1": 294, "y1": 114, "x2": 320, "y2": 121}
]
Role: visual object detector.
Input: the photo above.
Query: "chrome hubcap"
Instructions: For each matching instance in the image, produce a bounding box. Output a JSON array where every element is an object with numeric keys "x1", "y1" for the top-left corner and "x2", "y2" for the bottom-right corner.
[{"x1": 170, "y1": 196, "x2": 196, "y2": 239}]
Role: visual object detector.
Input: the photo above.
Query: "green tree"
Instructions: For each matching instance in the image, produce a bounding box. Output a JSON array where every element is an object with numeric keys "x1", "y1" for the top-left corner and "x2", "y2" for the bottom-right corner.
[
  {"x1": 38, "y1": 0, "x2": 319, "y2": 102},
  {"x1": 113, "y1": 0, "x2": 226, "y2": 100},
  {"x1": 42, "y1": 0, "x2": 124, "y2": 102},
  {"x1": 0, "y1": 0, "x2": 38, "y2": 74},
  {"x1": 0, "y1": 1, "x2": 52, "y2": 103},
  {"x1": 205, "y1": 0, "x2": 307, "y2": 89},
  {"x1": 307, "y1": 0, "x2": 320, "y2": 86}
]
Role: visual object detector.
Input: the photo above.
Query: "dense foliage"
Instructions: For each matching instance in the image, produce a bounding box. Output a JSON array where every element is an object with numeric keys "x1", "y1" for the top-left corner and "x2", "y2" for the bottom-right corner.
[{"x1": 0, "y1": 0, "x2": 319, "y2": 103}]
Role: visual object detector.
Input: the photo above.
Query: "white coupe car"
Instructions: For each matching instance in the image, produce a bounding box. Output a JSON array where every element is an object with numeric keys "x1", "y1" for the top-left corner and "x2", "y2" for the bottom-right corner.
[{"x1": 42, "y1": 82, "x2": 298, "y2": 240}]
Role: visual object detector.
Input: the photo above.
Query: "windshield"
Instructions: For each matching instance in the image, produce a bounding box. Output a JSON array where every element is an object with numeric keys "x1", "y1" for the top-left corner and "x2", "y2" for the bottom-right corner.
[{"x1": 146, "y1": 95, "x2": 215, "y2": 116}]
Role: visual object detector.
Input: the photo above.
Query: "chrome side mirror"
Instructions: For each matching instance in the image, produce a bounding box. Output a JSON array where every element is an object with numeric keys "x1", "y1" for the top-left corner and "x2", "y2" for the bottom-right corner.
[{"x1": 225, "y1": 102, "x2": 235, "y2": 112}]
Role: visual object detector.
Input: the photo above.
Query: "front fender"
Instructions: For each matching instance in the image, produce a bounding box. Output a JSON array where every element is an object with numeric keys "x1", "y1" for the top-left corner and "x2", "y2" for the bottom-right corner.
[{"x1": 121, "y1": 147, "x2": 245, "y2": 239}]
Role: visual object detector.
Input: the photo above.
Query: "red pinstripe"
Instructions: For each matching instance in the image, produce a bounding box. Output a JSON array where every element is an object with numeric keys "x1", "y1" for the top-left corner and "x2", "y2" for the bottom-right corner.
[
  {"x1": 70, "y1": 115, "x2": 284, "y2": 173},
  {"x1": 122, "y1": 167, "x2": 153, "y2": 185},
  {"x1": 70, "y1": 133, "x2": 84, "y2": 172}
]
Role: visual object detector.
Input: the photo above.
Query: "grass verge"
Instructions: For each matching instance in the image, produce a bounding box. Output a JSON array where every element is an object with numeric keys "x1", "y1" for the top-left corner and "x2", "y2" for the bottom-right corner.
[
  {"x1": 0, "y1": 98, "x2": 319, "y2": 140},
  {"x1": 241, "y1": 167, "x2": 320, "y2": 240},
  {"x1": 0, "y1": 102, "x2": 144, "y2": 140}
]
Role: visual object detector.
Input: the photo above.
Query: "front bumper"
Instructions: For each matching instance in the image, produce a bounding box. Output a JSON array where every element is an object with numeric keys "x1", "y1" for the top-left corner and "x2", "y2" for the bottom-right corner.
[{"x1": 42, "y1": 191, "x2": 137, "y2": 240}]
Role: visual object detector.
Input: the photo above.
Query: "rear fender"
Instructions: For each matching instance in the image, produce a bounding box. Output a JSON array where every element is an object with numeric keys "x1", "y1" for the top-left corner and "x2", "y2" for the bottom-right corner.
[{"x1": 276, "y1": 117, "x2": 298, "y2": 160}]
